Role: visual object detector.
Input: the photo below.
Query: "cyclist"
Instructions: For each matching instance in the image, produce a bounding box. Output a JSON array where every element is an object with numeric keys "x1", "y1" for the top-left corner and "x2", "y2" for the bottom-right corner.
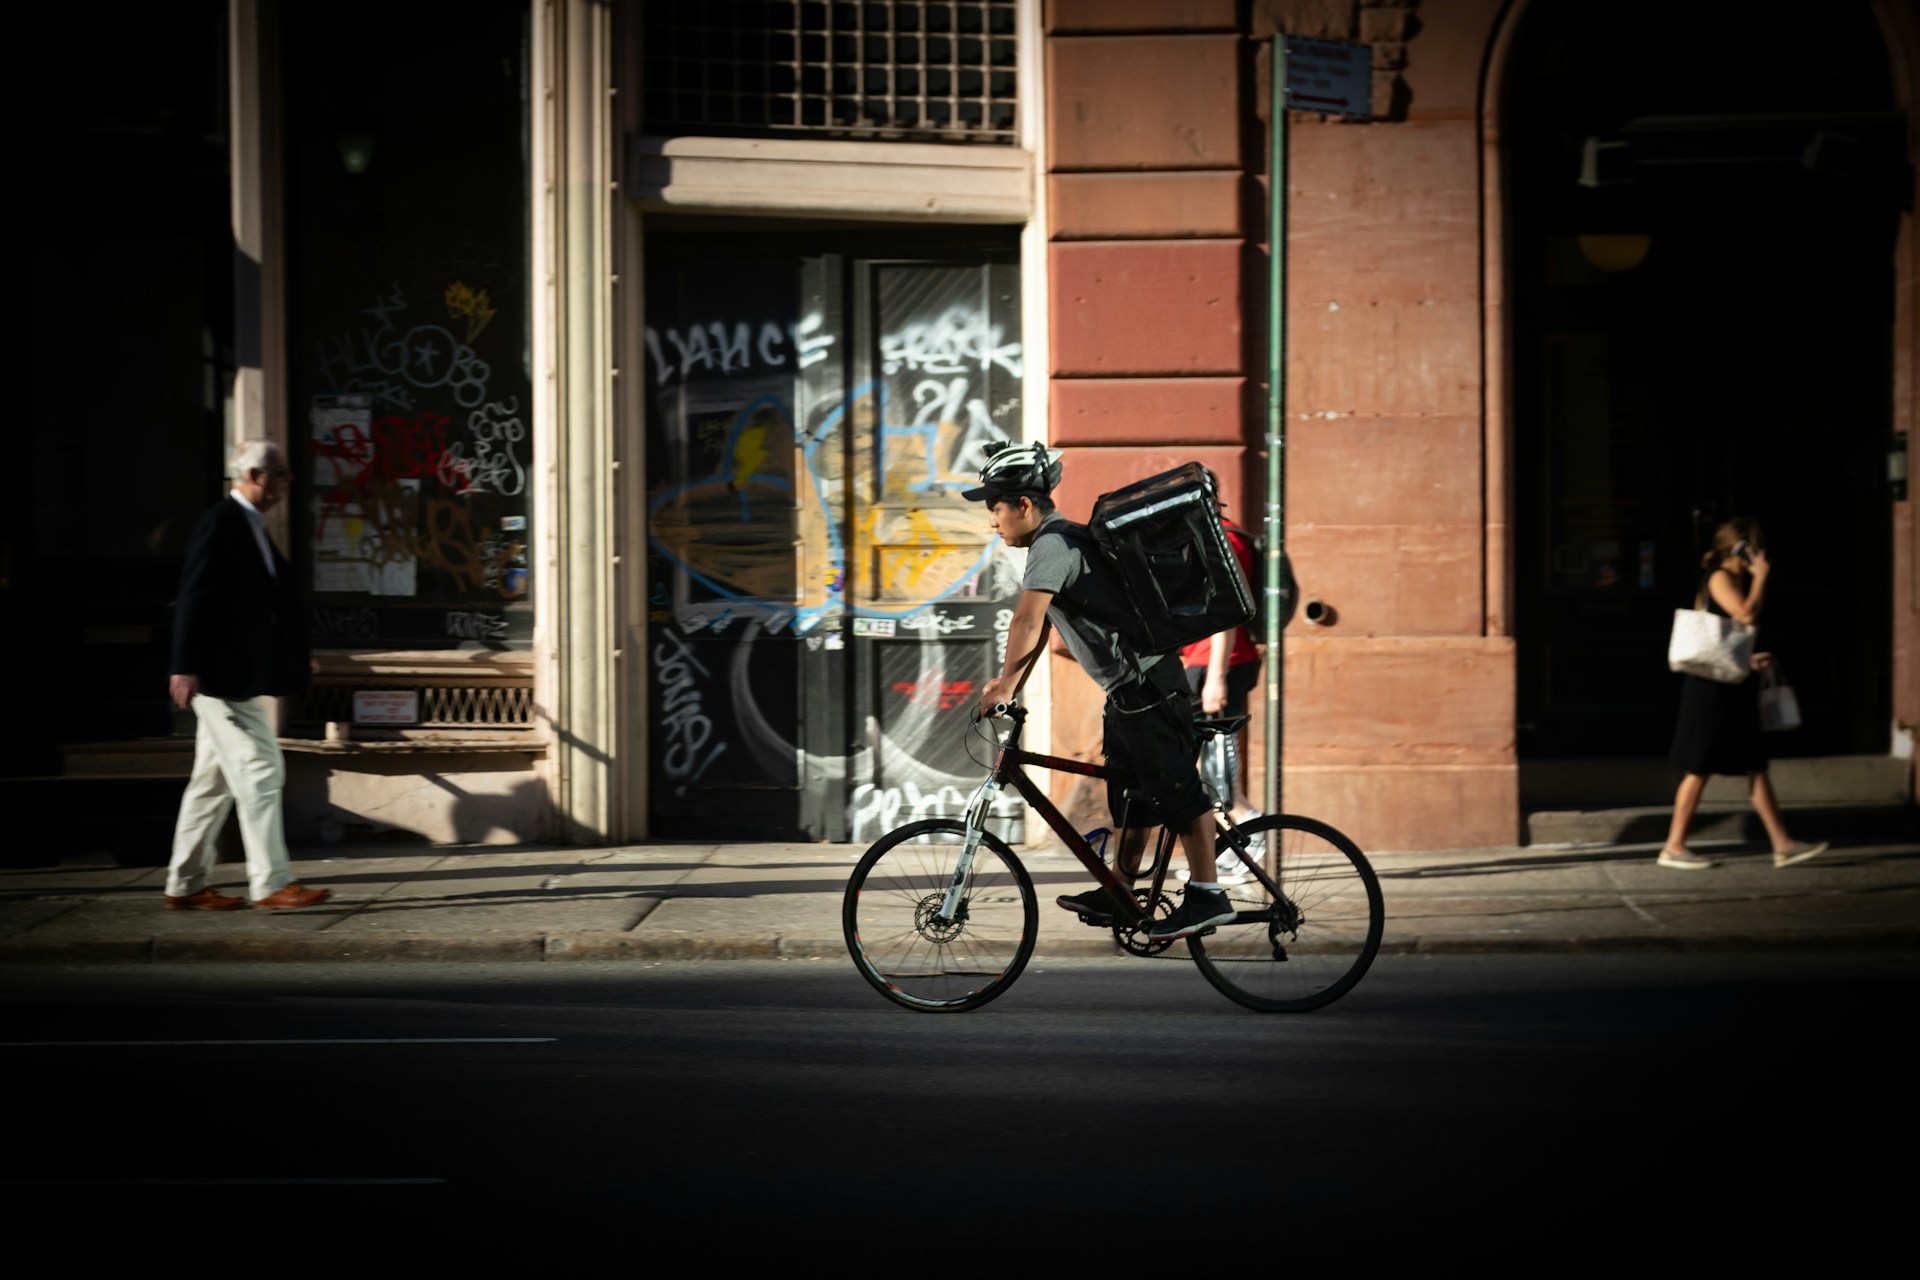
[{"x1": 968, "y1": 442, "x2": 1237, "y2": 941}]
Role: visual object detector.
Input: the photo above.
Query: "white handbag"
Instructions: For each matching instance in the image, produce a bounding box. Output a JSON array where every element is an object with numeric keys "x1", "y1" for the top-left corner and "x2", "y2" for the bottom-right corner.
[
  {"x1": 1759, "y1": 666, "x2": 1802, "y2": 732},
  {"x1": 1667, "y1": 607, "x2": 1754, "y2": 684}
]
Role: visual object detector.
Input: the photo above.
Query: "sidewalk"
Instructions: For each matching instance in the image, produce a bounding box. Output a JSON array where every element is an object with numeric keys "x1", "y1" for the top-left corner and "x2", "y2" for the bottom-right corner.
[{"x1": 2, "y1": 835, "x2": 1916, "y2": 963}]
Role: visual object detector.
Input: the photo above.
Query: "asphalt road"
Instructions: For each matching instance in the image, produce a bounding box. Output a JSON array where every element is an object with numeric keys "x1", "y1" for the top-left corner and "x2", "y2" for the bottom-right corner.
[{"x1": 4, "y1": 954, "x2": 1912, "y2": 1264}]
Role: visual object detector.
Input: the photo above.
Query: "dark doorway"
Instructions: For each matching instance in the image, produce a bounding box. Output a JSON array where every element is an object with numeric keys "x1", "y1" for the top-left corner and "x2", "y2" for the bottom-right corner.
[
  {"x1": 642, "y1": 221, "x2": 1024, "y2": 840},
  {"x1": 12, "y1": 1, "x2": 232, "y2": 768},
  {"x1": 1508, "y1": 1, "x2": 1906, "y2": 763}
]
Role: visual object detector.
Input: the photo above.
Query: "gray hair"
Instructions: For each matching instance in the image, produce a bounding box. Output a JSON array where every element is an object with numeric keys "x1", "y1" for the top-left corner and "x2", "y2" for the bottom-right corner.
[{"x1": 229, "y1": 439, "x2": 283, "y2": 478}]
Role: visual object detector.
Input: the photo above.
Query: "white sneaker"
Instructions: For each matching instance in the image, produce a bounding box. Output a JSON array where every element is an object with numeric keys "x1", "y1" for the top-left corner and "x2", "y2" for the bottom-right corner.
[
  {"x1": 1237, "y1": 812, "x2": 1266, "y2": 861},
  {"x1": 1177, "y1": 849, "x2": 1252, "y2": 886}
]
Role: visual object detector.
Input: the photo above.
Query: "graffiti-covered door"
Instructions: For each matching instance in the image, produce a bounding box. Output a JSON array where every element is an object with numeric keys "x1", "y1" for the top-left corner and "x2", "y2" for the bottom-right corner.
[
  {"x1": 643, "y1": 232, "x2": 1025, "y2": 841},
  {"x1": 845, "y1": 258, "x2": 1025, "y2": 841}
]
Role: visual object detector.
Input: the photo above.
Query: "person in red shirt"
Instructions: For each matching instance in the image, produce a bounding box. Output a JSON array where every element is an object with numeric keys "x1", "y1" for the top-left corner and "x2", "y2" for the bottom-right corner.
[{"x1": 1179, "y1": 473, "x2": 1264, "y2": 883}]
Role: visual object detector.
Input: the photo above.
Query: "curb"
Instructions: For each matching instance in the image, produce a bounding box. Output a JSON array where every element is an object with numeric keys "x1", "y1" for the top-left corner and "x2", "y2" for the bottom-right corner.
[
  {"x1": 1391, "y1": 930, "x2": 1920, "y2": 954},
  {"x1": 3, "y1": 930, "x2": 1916, "y2": 964},
  {"x1": 546, "y1": 931, "x2": 780, "y2": 960}
]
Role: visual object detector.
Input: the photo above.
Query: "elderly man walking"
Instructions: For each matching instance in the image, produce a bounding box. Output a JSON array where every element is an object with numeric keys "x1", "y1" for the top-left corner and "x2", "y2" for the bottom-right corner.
[{"x1": 163, "y1": 440, "x2": 330, "y2": 912}]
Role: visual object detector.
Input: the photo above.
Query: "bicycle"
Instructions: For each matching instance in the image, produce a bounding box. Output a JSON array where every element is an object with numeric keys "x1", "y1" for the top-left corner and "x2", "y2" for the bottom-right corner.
[{"x1": 842, "y1": 700, "x2": 1385, "y2": 1013}]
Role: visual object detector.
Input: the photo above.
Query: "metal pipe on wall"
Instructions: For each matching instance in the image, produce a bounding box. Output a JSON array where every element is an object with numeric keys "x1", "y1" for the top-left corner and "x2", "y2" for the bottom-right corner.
[{"x1": 1264, "y1": 34, "x2": 1288, "y2": 819}]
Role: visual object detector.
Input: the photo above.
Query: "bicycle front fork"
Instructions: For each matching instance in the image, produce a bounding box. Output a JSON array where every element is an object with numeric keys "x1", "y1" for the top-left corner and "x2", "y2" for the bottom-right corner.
[{"x1": 934, "y1": 777, "x2": 999, "y2": 923}]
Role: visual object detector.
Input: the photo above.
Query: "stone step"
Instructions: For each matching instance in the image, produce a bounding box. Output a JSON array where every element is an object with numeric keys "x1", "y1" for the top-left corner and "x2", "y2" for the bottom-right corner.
[
  {"x1": 1520, "y1": 754, "x2": 1912, "y2": 809},
  {"x1": 1526, "y1": 802, "x2": 1920, "y2": 848}
]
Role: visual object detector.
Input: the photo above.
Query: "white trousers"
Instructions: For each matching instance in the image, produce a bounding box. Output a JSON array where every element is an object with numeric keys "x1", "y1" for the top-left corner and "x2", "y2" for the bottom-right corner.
[{"x1": 165, "y1": 694, "x2": 293, "y2": 901}]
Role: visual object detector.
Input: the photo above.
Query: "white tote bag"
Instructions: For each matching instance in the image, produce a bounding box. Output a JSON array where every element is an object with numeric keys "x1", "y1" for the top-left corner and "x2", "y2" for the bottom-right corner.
[
  {"x1": 1759, "y1": 666, "x2": 1803, "y2": 732},
  {"x1": 1667, "y1": 607, "x2": 1755, "y2": 684}
]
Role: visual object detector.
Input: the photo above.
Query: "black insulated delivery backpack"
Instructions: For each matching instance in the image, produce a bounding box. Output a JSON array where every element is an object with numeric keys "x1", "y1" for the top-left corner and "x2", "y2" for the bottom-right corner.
[{"x1": 1086, "y1": 463, "x2": 1256, "y2": 656}]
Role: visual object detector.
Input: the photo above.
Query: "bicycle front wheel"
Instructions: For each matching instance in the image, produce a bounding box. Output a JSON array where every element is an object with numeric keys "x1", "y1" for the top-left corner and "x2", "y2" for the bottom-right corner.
[
  {"x1": 843, "y1": 818, "x2": 1038, "y2": 1013},
  {"x1": 1188, "y1": 814, "x2": 1384, "y2": 1012}
]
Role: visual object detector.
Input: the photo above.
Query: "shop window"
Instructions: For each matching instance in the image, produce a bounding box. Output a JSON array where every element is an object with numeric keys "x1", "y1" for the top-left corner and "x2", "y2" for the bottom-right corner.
[{"x1": 285, "y1": 0, "x2": 534, "y2": 652}]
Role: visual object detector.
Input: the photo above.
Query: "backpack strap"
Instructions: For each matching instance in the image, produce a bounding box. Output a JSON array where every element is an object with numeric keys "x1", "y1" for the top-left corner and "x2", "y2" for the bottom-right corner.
[{"x1": 1010, "y1": 618, "x2": 1052, "y2": 700}]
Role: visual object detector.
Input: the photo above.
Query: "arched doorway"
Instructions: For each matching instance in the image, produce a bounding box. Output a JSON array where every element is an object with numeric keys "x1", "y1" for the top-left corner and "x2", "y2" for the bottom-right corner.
[{"x1": 1504, "y1": 1, "x2": 1908, "y2": 785}]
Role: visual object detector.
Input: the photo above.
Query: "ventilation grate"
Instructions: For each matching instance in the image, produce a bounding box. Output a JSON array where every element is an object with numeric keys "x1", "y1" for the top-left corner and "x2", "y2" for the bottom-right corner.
[
  {"x1": 641, "y1": 1, "x2": 1019, "y2": 144},
  {"x1": 296, "y1": 684, "x2": 534, "y2": 728}
]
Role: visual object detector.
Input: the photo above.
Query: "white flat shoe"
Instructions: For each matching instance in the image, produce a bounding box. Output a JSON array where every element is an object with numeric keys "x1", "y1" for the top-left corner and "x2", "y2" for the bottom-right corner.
[
  {"x1": 1656, "y1": 849, "x2": 1716, "y2": 870},
  {"x1": 1773, "y1": 841, "x2": 1829, "y2": 868}
]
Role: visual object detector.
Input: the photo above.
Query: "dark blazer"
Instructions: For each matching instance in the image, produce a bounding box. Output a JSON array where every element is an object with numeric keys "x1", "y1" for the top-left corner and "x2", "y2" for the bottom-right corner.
[{"x1": 169, "y1": 496, "x2": 309, "y2": 700}]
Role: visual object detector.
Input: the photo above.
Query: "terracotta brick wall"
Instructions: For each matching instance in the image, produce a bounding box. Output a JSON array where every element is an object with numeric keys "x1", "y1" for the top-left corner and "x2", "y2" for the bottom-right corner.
[
  {"x1": 1037, "y1": 0, "x2": 1523, "y2": 851},
  {"x1": 1042, "y1": 0, "x2": 1254, "y2": 840}
]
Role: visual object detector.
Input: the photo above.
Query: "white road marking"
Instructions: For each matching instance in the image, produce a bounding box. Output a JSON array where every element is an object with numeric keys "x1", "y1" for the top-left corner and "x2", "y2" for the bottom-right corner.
[
  {"x1": 3, "y1": 1177, "x2": 445, "y2": 1185},
  {"x1": 1, "y1": 1037, "x2": 556, "y2": 1047}
]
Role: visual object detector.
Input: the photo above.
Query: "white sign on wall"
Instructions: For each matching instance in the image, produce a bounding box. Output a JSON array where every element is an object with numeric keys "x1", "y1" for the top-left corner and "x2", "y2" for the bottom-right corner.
[
  {"x1": 1285, "y1": 36, "x2": 1372, "y2": 118},
  {"x1": 352, "y1": 690, "x2": 420, "y2": 724}
]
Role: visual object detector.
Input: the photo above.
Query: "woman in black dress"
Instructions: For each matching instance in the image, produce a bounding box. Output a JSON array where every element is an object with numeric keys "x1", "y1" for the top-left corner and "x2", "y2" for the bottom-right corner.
[{"x1": 1659, "y1": 518, "x2": 1827, "y2": 870}]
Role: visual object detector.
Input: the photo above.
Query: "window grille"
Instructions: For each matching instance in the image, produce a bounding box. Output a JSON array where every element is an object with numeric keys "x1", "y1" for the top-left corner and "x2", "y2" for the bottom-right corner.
[{"x1": 641, "y1": 1, "x2": 1019, "y2": 144}]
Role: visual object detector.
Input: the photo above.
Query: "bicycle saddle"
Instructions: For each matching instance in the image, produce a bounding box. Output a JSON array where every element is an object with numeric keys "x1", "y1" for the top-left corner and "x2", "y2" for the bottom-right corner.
[{"x1": 1192, "y1": 714, "x2": 1251, "y2": 739}]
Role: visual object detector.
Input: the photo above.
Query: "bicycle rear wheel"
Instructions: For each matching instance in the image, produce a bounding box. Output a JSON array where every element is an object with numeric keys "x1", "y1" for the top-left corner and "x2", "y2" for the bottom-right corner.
[
  {"x1": 843, "y1": 818, "x2": 1038, "y2": 1013},
  {"x1": 1188, "y1": 814, "x2": 1383, "y2": 1012}
]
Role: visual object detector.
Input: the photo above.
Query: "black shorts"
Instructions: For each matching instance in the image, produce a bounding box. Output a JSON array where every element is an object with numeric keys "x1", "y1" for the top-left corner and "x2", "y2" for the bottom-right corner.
[
  {"x1": 1103, "y1": 660, "x2": 1210, "y2": 830},
  {"x1": 1184, "y1": 660, "x2": 1261, "y2": 716}
]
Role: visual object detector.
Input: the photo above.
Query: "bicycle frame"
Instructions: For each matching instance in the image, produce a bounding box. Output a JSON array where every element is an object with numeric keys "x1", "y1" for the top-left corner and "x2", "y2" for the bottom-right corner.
[{"x1": 940, "y1": 704, "x2": 1277, "y2": 933}]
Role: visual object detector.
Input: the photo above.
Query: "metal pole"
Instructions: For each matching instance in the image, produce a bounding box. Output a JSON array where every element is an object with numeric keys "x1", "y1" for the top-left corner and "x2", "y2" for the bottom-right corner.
[{"x1": 1264, "y1": 34, "x2": 1288, "y2": 818}]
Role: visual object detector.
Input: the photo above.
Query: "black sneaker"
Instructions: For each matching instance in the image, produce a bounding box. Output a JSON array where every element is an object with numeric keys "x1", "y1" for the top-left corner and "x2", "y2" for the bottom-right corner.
[
  {"x1": 1055, "y1": 886, "x2": 1123, "y2": 926},
  {"x1": 1146, "y1": 886, "x2": 1236, "y2": 940}
]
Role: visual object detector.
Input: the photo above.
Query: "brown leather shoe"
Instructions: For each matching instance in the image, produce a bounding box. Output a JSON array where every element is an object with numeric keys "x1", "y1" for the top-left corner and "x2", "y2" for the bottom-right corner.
[
  {"x1": 253, "y1": 882, "x2": 332, "y2": 910},
  {"x1": 165, "y1": 888, "x2": 249, "y2": 912}
]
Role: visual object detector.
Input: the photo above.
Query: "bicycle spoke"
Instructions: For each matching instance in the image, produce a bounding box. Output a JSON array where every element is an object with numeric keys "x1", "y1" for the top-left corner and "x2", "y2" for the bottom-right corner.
[
  {"x1": 1189, "y1": 815, "x2": 1384, "y2": 1011},
  {"x1": 844, "y1": 819, "x2": 1037, "y2": 1011}
]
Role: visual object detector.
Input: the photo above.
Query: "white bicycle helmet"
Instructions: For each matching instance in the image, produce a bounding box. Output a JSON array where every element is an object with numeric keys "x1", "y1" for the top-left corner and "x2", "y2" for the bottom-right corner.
[{"x1": 961, "y1": 441, "x2": 1063, "y2": 503}]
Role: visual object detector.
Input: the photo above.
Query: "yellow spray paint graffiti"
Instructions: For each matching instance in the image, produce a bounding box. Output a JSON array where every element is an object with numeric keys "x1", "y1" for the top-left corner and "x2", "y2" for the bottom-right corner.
[{"x1": 444, "y1": 281, "x2": 497, "y2": 344}]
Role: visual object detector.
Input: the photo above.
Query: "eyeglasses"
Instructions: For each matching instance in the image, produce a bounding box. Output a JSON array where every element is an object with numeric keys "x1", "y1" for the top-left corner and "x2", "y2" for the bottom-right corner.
[{"x1": 257, "y1": 467, "x2": 291, "y2": 479}]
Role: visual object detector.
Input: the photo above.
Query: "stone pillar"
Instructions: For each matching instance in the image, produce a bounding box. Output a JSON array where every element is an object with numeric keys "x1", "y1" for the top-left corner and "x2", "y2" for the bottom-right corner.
[
  {"x1": 533, "y1": 0, "x2": 618, "y2": 843},
  {"x1": 230, "y1": 0, "x2": 291, "y2": 735},
  {"x1": 228, "y1": 0, "x2": 286, "y2": 547}
]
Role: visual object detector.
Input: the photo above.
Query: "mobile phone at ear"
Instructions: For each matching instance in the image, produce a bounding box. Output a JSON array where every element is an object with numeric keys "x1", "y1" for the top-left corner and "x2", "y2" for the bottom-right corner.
[{"x1": 1734, "y1": 540, "x2": 1752, "y2": 562}]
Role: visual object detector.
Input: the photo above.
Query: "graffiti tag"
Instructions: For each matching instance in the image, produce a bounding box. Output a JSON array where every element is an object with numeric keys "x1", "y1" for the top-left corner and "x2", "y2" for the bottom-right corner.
[{"x1": 654, "y1": 628, "x2": 728, "y2": 788}]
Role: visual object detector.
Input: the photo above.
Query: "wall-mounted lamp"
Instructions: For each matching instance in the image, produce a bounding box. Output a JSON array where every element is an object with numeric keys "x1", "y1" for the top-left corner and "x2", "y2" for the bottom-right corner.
[
  {"x1": 1803, "y1": 130, "x2": 1861, "y2": 178},
  {"x1": 1578, "y1": 136, "x2": 1635, "y2": 187},
  {"x1": 337, "y1": 132, "x2": 377, "y2": 175},
  {"x1": 1577, "y1": 234, "x2": 1653, "y2": 273}
]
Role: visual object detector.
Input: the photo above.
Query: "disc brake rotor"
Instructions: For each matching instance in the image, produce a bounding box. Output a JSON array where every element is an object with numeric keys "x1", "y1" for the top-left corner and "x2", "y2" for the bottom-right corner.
[{"x1": 914, "y1": 891, "x2": 967, "y2": 943}]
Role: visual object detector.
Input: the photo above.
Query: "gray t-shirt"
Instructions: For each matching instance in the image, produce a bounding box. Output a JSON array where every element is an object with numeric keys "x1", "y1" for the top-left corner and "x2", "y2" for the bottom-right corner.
[{"x1": 1022, "y1": 513, "x2": 1158, "y2": 692}]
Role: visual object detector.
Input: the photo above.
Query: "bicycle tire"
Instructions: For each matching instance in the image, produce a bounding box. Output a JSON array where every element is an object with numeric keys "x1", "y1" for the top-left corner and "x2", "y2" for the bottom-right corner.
[
  {"x1": 1187, "y1": 814, "x2": 1384, "y2": 1012},
  {"x1": 843, "y1": 818, "x2": 1038, "y2": 1013}
]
